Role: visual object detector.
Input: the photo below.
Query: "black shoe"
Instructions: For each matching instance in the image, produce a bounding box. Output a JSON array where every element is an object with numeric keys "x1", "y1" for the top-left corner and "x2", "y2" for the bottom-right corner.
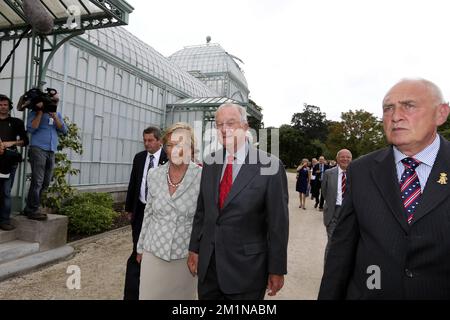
[
  {"x1": 314, "y1": 203, "x2": 318, "y2": 208},
  {"x1": 0, "y1": 223, "x2": 16, "y2": 231},
  {"x1": 27, "y1": 213, "x2": 48, "y2": 221}
]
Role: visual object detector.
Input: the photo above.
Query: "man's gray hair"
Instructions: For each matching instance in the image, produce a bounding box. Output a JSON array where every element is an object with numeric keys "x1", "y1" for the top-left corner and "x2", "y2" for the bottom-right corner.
[
  {"x1": 215, "y1": 103, "x2": 248, "y2": 123},
  {"x1": 398, "y1": 78, "x2": 445, "y2": 105}
]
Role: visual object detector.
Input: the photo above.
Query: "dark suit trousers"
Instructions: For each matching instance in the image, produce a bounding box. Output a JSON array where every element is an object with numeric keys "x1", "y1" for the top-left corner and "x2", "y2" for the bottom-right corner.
[
  {"x1": 198, "y1": 251, "x2": 266, "y2": 300},
  {"x1": 324, "y1": 205, "x2": 341, "y2": 263},
  {"x1": 123, "y1": 200, "x2": 146, "y2": 300}
]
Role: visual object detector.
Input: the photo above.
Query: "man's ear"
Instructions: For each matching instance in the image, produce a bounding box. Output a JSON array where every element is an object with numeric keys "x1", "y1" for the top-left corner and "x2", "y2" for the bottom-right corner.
[{"x1": 436, "y1": 103, "x2": 450, "y2": 126}]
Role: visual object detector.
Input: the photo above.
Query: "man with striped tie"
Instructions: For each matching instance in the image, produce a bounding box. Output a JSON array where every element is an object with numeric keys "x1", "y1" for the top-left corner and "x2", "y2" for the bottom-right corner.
[
  {"x1": 321, "y1": 149, "x2": 352, "y2": 261},
  {"x1": 319, "y1": 78, "x2": 450, "y2": 300}
]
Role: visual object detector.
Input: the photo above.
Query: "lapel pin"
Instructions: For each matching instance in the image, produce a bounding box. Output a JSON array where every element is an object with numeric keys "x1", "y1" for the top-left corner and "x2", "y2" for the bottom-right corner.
[{"x1": 437, "y1": 173, "x2": 448, "y2": 185}]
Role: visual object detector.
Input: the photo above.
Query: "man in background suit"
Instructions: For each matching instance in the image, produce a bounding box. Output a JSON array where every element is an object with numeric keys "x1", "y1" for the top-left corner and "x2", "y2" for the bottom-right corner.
[
  {"x1": 319, "y1": 78, "x2": 450, "y2": 299},
  {"x1": 187, "y1": 103, "x2": 289, "y2": 300},
  {"x1": 123, "y1": 126, "x2": 168, "y2": 300},
  {"x1": 313, "y1": 156, "x2": 329, "y2": 210},
  {"x1": 321, "y1": 149, "x2": 352, "y2": 260}
]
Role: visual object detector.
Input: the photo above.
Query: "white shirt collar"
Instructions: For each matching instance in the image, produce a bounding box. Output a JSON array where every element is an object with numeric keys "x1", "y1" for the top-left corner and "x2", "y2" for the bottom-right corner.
[
  {"x1": 149, "y1": 147, "x2": 162, "y2": 159},
  {"x1": 393, "y1": 134, "x2": 440, "y2": 167},
  {"x1": 225, "y1": 140, "x2": 248, "y2": 164}
]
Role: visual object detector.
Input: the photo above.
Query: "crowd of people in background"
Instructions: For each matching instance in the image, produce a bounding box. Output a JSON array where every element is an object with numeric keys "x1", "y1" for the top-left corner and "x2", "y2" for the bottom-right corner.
[{"x1": 296, "y1": 155, "x2": 338, "y2": 211}]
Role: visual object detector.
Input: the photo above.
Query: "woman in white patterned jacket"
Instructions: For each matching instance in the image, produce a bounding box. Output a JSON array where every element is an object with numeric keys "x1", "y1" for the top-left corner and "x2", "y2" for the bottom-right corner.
[{"x1": 137, "y1": 122, "x2": 202, "y2": 300}]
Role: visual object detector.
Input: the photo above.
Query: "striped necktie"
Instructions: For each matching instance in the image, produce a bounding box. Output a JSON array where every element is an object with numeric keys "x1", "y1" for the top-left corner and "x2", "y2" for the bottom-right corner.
[
  {"x1": 341, "y1": 171, "x2": 346, "y2": 198},
  {"x1": 399, "y1": 157, "x2": 421, "y2": 225},
  {"x1": 145, "y1": 154, "x2": 155, "y2": 202}
]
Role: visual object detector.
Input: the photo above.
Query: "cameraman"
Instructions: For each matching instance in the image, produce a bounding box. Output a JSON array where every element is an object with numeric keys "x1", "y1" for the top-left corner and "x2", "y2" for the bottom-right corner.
[
  {"x1": 23, "y1": 91, "x2": 67, "y2": 221},
  {"x1": 0, "y1": 94, "x2": 29, "y2": 230}
]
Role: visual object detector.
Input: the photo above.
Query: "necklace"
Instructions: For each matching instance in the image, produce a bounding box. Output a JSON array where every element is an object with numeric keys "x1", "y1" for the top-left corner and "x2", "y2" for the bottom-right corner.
[{"x1": 166, "y1": 164, "x2": 187, "y2": 188}]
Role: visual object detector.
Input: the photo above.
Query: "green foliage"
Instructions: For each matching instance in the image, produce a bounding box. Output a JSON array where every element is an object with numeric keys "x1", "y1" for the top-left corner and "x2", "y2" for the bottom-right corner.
[
  {"x1": 291, "y1": 104, "x2": 329, "y2": 142},
  {"x1": 64, "y1": 192, "x2": 114, "y2": 209},
  {"x1": 326, "y1": 109, "x2": 387, "y2": 159},
  {"x1": 60, "y1": 192, "x2": 116, "y2": 235},
  {"x1": 41, "y1": 117, "x2": 83, "y2": 211},
  {"x1": 60, "y1": 199, "x2": 117, "y2": 236},
  {"x1": 438, "y1": 116, "x2": 450, "y2": 140},
  {"x1": 278, "y1": 124, "x2": 305, "y2": 168}
]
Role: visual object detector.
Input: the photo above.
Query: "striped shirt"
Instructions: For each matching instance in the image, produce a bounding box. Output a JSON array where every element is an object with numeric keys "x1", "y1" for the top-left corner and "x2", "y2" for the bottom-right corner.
[{"x1": 393, "y1": 134, "x2": 441, "y2": 192}]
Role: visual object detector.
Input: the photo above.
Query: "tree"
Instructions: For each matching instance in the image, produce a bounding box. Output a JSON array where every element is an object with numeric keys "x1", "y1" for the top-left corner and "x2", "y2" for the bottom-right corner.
[
  {"x1": 291, "y1": 104, "x2": 329, "y2": 142},
  {"x1": 326, "y1": 109, "x2": 386, "y2": 159},
  {"x1": 438, "y1": 116, "x2": 450, "y2": 140},
  {"x1": 278, "y1": 124, "x2": 305, "y2": 168}
]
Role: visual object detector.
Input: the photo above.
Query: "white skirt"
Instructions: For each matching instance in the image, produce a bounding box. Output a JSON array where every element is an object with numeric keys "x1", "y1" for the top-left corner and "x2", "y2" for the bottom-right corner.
[{"x1": 139, "y1": 250, "x2": 197, "y2": 300}]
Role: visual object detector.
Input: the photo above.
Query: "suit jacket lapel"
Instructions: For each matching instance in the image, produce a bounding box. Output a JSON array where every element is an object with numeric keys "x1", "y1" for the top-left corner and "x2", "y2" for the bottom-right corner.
[
  {"x1": 411, "y1": 137, "x2": 450, "y2": 225},
  {"x1": 371, "y1": 147, "x2": 410, "y2": 233},
  {"x1": 137, "y1": 151, "x2": 147, "y2": 181}
]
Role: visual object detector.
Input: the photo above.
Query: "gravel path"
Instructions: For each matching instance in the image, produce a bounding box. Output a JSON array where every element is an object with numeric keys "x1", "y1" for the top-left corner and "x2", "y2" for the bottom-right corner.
[{"x1": 0, "y1": 173, "x2": 327, "y2": 300}]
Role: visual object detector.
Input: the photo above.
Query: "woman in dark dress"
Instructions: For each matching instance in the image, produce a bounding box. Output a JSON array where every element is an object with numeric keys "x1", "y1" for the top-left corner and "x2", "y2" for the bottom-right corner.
[{"x1": 296, "y1": 158, "x2": 311, "y2": 210}]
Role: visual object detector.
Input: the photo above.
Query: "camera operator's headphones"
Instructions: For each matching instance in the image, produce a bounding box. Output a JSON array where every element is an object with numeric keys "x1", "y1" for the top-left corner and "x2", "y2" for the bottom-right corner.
[{"x1": 0, "y1": 94, "x2": 13, "y2": 111}]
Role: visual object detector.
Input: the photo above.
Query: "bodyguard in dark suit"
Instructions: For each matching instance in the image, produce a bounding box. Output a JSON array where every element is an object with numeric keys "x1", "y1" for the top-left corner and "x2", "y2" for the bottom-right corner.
[
  {"x1": 313, "y1": 156, "x2": 329, "y2": 210},
  {"x1": 123, "y1": 126, "x2": 168, "y2": 300},
  {"x1": 187, "y1": 103, "x2": 289, "y2": 300},
  {"x1": 319, "y1": 78, "x2": 450, "y2": 300}
]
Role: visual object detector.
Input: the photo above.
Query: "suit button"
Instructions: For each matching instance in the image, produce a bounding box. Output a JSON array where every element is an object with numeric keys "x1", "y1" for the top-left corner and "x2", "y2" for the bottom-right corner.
[{"x1": 405, "y1": 269, "x2": 414, "y2": 278}]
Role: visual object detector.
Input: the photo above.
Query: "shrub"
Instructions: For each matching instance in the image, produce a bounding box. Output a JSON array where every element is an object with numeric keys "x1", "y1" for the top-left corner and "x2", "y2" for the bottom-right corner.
[
  {"x1": 64, "y1": 192, "x2": 114, "y2": 209},
  {"x1": 60, "y1": 192, "x2": 117, "y2": 236}
]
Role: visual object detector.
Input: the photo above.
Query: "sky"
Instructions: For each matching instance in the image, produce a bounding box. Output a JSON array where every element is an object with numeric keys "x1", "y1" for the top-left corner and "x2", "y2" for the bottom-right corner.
[{"x1": 124, "y1": 0, "x2": 450, "y2": 127}]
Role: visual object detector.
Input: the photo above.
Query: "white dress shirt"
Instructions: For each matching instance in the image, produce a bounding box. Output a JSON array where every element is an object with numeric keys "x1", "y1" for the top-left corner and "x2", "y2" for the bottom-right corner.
[
  {"x1": 139, "y1": 147, "x2": 162, "y2": 204},
  {"x1": 221, "y1": 141, "x2": 248, "y2": 183},
  {"x1": 393, "y1": 134, "x2": 440, "y2": 192},
  {"x1": 336, "y1": 166, "x2": 346, "y2": 206}
]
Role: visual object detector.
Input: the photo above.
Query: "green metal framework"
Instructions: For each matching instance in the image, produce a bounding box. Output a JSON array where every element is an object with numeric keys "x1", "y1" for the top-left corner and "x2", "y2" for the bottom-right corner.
[
  {"x1": 0, "y1": 0, "x2": 133, "y2": 41},
  {"x1": 0, "y1": 0, "x2": 133, "y2": 210}
]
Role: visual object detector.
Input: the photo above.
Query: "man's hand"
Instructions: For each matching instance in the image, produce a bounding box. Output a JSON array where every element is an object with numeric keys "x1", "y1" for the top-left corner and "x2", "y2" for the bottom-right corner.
[
  {"x1": 0, "y1": 142, "x2": 4, "y2": 155},
  {"x1": 1, "y1": 141, "x2": 16, "y2": 148},
  {"x1": 35, "y1": 102, "x2": 44, "y2": 111},
  {"x1": 187, "y1": 251, "x2": 198, "y2": 277},
  {"x1": 126, "y1": 212, "x2": 133, "y2": 221},
  {"x1": 136, "y1": 253, "x2": 142, "y2": 264},
  {"x1": 267, "y1": 274, "x2": 284, "y2": 296}
]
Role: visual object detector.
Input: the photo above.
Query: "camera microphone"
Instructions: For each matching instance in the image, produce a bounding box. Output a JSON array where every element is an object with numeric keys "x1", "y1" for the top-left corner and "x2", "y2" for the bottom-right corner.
[{"x1": 23, "y1": 0, "x2": 54, "y2": 34}]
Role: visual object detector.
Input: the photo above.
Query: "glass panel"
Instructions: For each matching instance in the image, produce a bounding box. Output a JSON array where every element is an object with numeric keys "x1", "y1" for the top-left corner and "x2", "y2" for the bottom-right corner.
[{"x1": 0, "y1": 2, "x2": 25, "y2": 25}]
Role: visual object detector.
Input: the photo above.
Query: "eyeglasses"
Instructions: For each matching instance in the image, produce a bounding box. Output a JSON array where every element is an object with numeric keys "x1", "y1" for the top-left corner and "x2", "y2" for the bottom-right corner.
[{"x1": 214, "y1": 120, "x2": 242, "y2": 129}]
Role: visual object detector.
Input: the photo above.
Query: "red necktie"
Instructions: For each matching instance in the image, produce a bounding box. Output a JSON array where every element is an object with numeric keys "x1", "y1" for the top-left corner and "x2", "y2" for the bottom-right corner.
[
  {"x1": 399, "y1": 157, "x2": 422, "y2": 224},
  {"x1": 341, "y1": 171, "x2": 346, "y2": 198},
  {"x1": 219, "y1": 155, "x2": 234, "y2": 209}
]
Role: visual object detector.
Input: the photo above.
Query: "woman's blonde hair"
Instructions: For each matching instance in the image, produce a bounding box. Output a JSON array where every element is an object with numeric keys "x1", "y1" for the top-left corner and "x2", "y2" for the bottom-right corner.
[{"x1": 163, "y1": 122, "x2": 196, "y2": 158}]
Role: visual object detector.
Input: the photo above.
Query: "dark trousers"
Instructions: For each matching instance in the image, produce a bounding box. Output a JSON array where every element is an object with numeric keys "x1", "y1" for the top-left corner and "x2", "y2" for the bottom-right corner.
[
  {"x1": 24, "y1": 147, "x2": 55, "y2": 215},
  {"x1": 123, "y1": 200, "x2": 146, "y2": 300},
  {"x1": 0, "y1": 165, "x2": 17, "y2": 223},
  {"x1": 314, "y1": 182, "x2": 325, "y2": 209},
  {"x1": 198, "y1": 251, "x2": 266, "y2": 300},
  {"x1": 324, "y1": 206, "x2": 342, "y2": 263}
]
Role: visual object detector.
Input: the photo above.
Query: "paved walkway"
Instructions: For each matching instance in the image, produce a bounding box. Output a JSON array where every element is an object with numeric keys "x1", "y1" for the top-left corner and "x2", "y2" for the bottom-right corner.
[{"x1": 0, "y1": 173, "x2": 327, "y2": 300}]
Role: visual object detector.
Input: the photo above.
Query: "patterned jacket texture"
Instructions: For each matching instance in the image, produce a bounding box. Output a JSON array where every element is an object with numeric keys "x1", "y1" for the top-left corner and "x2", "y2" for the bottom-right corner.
[{"x1": 137, "y1": 161, "x2": 202, "y2": 261}]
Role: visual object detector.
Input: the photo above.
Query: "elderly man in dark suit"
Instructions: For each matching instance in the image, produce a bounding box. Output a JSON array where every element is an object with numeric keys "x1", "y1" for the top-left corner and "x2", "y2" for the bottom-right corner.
[
  {"x1": 123, "y1": 126, "x2": 168, "y2": 300},
  {"x1": 187, "y1": 103, "x2": 289, "y2": 300},
  {"x1": 319, "y1": 78, "x2": 450, "y2": 300},
  {"x1": 321, "y1": 149, "x2": 352, "y2": 260}
]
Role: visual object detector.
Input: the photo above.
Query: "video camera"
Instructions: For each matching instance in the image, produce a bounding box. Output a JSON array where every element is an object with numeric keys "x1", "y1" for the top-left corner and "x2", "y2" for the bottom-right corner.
[{"x1": 17, "y1": 88, "x2": 59, "y2": 113}]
